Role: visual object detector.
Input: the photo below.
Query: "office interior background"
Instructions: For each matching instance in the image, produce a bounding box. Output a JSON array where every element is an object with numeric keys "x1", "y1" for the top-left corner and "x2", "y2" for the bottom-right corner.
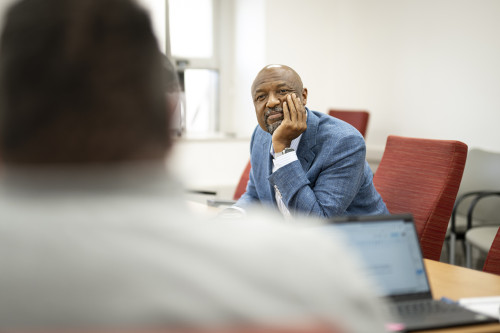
[{"x1": 1, "y1": 0, "x2": 499, "y2": 198}]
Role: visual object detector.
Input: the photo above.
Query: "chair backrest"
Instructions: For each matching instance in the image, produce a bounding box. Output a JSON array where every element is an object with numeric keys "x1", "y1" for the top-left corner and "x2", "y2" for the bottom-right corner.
[
  {"x1": 373, "y1": 135, "x2": 468, "y2": 260},
  {"x1": 483, "y1": 227, "x2": 500, "y2": 275},
  {"x1": 233, "y1": 159, "x2": 252, "y2": 201},
  {"x1": 328, "y1": 109, "x2": 369, "y2": 138}
]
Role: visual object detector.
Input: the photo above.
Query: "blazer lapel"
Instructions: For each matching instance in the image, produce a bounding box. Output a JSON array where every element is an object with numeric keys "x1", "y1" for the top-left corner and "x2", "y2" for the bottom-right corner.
[
  {"x1": 297, "y1": 108, "x2": 318, "y2": 170},
  {"x1": 255, "y1": 129, "x2": 276, "y2": 203},
  {"x1": 266, "y1": 138, "x2": 276, "y2": 203}
]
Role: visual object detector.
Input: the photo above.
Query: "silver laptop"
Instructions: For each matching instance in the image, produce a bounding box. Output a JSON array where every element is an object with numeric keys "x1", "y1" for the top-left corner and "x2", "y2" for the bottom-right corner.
[{"x1": 325, "y1": 214, "x2": 497, "y2": 332}]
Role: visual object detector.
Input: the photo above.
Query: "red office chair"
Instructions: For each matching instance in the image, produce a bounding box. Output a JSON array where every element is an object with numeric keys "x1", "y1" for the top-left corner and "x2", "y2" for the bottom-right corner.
[
  {"x1": 483, "y1": 227, "x2": 500, "y2": 275},
  {"x1": 373, "y1": 135, "x2": 468, "y2": 261},
  {"x1": 233, "y1": 160, "x2": 251, "y2": 201},
  {"x1": 328, "y1": 109, "x2": 370, "y2": 138},
  {"x1": 207, "y1": 160, "x2": 251, "y2": 206}
]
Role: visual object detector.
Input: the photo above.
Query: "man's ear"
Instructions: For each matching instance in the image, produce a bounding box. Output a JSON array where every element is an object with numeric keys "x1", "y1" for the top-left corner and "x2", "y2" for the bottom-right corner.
[{"x1": 301, "y1": 88, "x2": 308, "y2": 106}]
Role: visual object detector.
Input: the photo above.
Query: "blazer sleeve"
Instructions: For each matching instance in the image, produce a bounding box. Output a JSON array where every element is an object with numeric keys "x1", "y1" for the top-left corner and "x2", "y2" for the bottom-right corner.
[{"x1": 268, "y1": 133, "x2": 366, "y2": 217}]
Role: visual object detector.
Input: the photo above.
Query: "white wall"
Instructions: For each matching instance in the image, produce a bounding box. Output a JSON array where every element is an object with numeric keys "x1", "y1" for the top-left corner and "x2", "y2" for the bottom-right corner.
[
  {"x1": 169, "y1": 137, "x2": 250, "y2": 191},
  {"x1": 261, "y1": 0, "x2": 500, "y2": 153}
]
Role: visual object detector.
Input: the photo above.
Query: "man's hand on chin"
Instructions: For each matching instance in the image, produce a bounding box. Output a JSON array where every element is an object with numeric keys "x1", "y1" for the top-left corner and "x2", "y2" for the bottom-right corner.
[{"x1": 272, "y1": 93, "x2": 307, "y2": 153}]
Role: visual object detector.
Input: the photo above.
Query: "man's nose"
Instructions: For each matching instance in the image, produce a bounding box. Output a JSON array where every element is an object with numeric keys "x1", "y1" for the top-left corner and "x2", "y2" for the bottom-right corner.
[{"x1": 266, "y1": 92, "x2": 280, "y2": 108}]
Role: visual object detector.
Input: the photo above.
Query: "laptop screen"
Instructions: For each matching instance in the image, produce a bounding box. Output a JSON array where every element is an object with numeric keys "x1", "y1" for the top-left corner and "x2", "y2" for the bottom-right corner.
[{"x1": 324, "y1": 214, "x2": 431, "y2": 299}]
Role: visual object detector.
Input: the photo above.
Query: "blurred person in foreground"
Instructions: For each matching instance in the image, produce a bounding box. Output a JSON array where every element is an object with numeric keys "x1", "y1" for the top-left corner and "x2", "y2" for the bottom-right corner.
[
  {"x1": 0, "y1": 0, "x2": 388, "y2": 331},
  {"x1": 233, "y1": 65, "x2": 388, "y2": 218}
]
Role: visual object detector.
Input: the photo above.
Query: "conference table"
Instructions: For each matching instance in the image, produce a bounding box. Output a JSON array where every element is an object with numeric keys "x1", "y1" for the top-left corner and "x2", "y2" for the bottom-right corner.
[
  {"x1": 187, "y1": 201, "x2": 500, "y2": 332},
  {"x1": 417, "y1": 259, "x2": 500, "y2": 333}
]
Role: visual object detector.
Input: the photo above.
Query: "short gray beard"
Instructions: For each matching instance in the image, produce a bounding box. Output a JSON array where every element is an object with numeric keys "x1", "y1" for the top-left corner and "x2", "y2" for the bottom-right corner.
[{"x1": 265, "y1": 106, "x2": 283, "y2": 135}]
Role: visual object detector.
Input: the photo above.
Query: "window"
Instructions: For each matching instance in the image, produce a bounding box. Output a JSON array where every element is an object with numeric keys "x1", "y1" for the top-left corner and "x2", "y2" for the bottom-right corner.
[
  {"x1": 182, "y1": 69, "x2": 219, "y2": 133},
  {"x1": 168, "y1": 0, "x2": 219, "y2": 135},
  {"x1": 136, "y1": 0, "x2": 167, "y2": 52},
  {"x1": 169, "y1": 0, "x2": 213, "y2": 58},
  {"x1": 135, "y1": 0, "x2": 219, "y2": 136}
]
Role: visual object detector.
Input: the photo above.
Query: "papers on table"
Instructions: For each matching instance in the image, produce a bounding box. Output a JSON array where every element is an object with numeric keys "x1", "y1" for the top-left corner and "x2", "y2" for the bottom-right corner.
[{"x1": 459, "y1": 296, "x2": 500, "y2": 320}]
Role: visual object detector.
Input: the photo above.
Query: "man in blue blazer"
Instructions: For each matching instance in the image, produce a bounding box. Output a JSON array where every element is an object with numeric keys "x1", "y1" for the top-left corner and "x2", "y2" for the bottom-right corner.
[{"x1": 235, "y1": 64, "x2": 388, "y2": 218}]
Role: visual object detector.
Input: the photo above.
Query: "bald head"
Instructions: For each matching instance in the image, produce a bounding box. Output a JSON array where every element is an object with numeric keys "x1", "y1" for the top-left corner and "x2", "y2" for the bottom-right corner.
[{"x1": 251, "y1": 64, "x2": 303, "y2": 97}]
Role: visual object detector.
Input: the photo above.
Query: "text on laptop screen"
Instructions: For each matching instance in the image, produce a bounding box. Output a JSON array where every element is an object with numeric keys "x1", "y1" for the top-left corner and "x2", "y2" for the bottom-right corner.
[{"x1": 325, "y1": 218, "x2": 430, "y2": 297}]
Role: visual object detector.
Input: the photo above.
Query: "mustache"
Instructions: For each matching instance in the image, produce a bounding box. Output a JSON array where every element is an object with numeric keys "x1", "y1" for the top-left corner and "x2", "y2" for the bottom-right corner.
[{"x1": 265, "y1": 106, "x2": 283, "y2": 117}]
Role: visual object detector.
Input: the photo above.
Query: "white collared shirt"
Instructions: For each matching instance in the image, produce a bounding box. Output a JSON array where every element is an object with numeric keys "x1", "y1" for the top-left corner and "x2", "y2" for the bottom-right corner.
[{"x1": 271, "y1": 135, "x2": 302, "y2": 217}]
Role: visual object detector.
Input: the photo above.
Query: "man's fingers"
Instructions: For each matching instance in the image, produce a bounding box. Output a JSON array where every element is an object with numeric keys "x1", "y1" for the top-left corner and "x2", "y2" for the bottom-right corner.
[
  {"x1": 291, "y1": 93, "x2": 304, "y2": 123},
  {"x1": 286, "y1": 94, "x2": 297, "y2": 123},
  {"x1": 282, "y1": 100, "x2": 290, "y2": 122},
  {"x1": 291, "y1": 93, "x2": 306, "y2": 125},
  {"x1": 274, "y1": 93, "x2": 307, "y2": 144}
]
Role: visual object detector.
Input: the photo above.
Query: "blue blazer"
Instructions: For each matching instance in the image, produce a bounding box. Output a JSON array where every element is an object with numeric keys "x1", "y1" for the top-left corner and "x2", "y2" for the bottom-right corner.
[{"x1": 235, "y1": 109, "x2": 388, "y2": 218}]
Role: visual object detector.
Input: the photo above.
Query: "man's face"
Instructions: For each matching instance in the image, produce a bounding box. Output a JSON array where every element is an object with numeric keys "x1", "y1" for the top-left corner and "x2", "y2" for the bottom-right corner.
[{"x1": 251, "y1": 66, "x2": 307, "y2": 134}]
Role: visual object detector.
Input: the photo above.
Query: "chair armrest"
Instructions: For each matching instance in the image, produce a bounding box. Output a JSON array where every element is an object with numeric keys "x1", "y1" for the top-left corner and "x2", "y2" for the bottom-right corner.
[
  {"x1": 466, "y1": 191, "x2": 500, "y2": 230},
  {"x1": 207, "y1": 199, "x2": 237, "y2": 207},
  {"x1": 450, "y1": 191, "x2": 485, "y2": 234}
]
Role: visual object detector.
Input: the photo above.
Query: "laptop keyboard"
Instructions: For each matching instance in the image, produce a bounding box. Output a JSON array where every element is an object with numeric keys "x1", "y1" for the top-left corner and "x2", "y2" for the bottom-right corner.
[
  {"x1": 395, "y1": 299, "x2": 467, "y2": 317},
  {"x1": 388, "y1": 298, "x2": 498, "y2": 331}
]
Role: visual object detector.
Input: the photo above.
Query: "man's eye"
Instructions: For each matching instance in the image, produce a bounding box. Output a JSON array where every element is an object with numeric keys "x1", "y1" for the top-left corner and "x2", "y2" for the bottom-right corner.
[
  {"x1": 256, "y1": 95, "x2": 266, "y2": 101},
  {"x1": 279, "y1": 89, "x2": 289, "y2": 94}
]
